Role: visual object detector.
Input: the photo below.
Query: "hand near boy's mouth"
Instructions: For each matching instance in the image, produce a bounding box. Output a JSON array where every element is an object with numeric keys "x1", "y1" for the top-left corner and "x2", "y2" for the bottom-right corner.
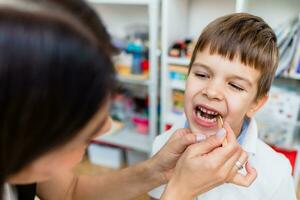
[{"x1": 160, "y1": 124, "x2": 257, "y2": 199}]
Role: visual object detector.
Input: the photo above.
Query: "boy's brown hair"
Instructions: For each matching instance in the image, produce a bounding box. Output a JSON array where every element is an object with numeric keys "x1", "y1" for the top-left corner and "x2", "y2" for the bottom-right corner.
[{"x1": 189, "y1": 13, "x2": 278, "y2": 100}]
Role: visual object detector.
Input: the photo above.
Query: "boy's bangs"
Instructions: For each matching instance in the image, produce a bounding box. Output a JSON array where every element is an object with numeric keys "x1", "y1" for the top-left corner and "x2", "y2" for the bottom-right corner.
[{"x1": 198, "y1": 34, "x2": 276, "y2": 73}]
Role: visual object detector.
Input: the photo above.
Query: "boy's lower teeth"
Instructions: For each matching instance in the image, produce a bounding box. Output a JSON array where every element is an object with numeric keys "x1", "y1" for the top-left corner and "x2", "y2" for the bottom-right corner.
[{"x1": 196, "y1": 110, "x2": 217, "y2": 122}]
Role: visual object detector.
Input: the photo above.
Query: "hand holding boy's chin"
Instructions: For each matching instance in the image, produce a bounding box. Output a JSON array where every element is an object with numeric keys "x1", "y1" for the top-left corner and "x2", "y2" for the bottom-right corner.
[
  {"x1": 147, "y1": 128, "x2": 198, "y2": 184},
  {"x1": 189, "y1": 123, "x2": 220, "y2": 138}
]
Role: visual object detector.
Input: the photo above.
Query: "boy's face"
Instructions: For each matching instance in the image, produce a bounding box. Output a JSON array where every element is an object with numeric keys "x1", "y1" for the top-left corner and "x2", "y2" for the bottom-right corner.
[{"x1": 185, "y1": 47, "x2": 267, "y2": 137}]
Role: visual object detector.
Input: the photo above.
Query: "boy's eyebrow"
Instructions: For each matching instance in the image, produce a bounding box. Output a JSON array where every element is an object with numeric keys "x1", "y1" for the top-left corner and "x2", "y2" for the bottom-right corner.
[
  {"x1": 192, "y1": 62, "x2": 253, "y2": 87},
  {"x1": 192, "y1": 62, "x2": 214, "y2": 74}
]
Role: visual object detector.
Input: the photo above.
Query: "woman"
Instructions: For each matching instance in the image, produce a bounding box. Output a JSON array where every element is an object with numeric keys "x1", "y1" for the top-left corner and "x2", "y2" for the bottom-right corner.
[{"x1": 0, "y1": 0, "x2": 256, "y2": 199}]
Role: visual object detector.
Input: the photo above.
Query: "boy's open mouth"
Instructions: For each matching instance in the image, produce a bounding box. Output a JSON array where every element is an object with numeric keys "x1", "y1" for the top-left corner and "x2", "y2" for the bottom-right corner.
[{"x1": 193, "y1": 105, "x2": 222, "y2": 127}]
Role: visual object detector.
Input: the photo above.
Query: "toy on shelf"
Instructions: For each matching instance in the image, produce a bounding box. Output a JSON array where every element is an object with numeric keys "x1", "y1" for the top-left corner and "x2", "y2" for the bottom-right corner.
[
  {"x1": 113, "y1": 41, "x2": 149, "y2": 78},
  {"x1": 110, "y1": 89, "x2": 149, "y2": 135},
  {"x1": 112, "y1": 24, "x2": 150, "y2": 79},
  {"x1": 169, "y1": 39, "x2": 195, "y2": 58},
  {"x1": 172, "y1": 90, "x2": 184, "y2": 114},
  {"x1": 169, "y1": 65, "x2": 188, "y2": 81},
  {"x1": 132, "y1": 116, "x2": 149, "y2": 135}
]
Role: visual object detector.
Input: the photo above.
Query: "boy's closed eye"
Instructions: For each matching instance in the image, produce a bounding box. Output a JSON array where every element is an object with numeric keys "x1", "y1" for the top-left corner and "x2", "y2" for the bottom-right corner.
[
  {"x1": 229, "y1": 82, "x2": 245, "y2": 92},
  {"x1": 194, "y1": 72, "x2": 209, "y2": 78}
]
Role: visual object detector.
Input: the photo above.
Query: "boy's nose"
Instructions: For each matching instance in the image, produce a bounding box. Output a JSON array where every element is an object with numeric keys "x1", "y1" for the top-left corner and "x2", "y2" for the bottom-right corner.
[{"x1": 202, "y1": 83, "x2": 224, "y2": 101}]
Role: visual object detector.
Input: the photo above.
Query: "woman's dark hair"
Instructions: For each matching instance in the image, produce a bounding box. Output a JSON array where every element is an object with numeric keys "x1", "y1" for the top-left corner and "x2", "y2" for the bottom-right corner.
[{"x1": 0, "y1": 0, "x2": 116, "y2": 193}]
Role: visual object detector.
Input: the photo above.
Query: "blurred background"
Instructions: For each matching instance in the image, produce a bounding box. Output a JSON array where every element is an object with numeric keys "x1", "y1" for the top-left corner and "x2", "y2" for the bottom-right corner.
[{"x1": 78, "y1": 0, "x2": 300, "y2": 199}]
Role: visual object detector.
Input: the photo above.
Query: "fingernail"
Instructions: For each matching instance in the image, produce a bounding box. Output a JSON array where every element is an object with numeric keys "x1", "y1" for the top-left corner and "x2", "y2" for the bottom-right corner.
[
  {"x1": 196, "y1": 133, "x2": 206, "y2": 142},
  {"x1": 216, "y1": 128, "x2": 226, "y2": 138}
]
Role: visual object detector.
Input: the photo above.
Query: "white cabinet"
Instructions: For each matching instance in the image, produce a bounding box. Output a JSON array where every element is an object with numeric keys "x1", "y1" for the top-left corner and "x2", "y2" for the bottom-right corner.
[{"x1": 88, "y1": 0, "x2": 160, "y2": 154}]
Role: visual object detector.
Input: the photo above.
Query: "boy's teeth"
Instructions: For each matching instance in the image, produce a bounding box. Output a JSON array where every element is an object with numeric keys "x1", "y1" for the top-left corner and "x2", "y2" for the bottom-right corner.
[
  {"x1": 199, "y1": 107, "x2": 218, "y2": 115},
  {"x1": 197, "y1": 110, "x2": 201, "y2": 118},
  {"x1": 196, "y1": 109, "x2": 217, "y2": 122},
  {"x1": 199, "y1": 113, "x2": 217, "y2": 122}
]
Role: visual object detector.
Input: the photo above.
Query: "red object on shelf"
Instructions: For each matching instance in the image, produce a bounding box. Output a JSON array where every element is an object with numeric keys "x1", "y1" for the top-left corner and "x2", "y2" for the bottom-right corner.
[
  {"x1": 165, "y1": 124, "x2": 172, "y2": 131},
  {"x1": 271, "y1": 145, "x2": 298, "y2": 175},
  {"x1": 141, "y1": 59, "x2": 149, "y2": 74},
  {"x1": 132, "y1": 116, "x2": 149, "y2": 135}
]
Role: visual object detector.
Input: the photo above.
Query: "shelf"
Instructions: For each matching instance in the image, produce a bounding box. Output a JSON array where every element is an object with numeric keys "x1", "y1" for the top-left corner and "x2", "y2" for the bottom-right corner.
[
  {"x1": 287, "y1": 74, "x2": 300, "y2": 80},
  {"x1": 167, "y1": 57, "x2": 191, "y2": 66},
  {"x1": 93, "y1": 126, "x2": 151, "y2": 153},
  {"x1": 88, "y1": 0, "x2": 150, "y2": 5},
  {"x1": 117, "y1": 74, "x2": 149, "y2": 86},
  {"x1": 170, "y1": 79, "x2": 185, "y2": 90}
]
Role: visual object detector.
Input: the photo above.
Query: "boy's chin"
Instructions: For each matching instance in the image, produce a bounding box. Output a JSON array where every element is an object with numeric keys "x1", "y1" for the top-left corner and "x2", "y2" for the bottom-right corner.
[{"x1": 189, "y1": 125, "x2": 219, "y2": 137}]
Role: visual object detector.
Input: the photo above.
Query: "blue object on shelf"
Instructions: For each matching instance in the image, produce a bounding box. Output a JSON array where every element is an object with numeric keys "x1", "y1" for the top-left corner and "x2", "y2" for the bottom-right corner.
[{"x1": 127, "y1": 41, "x2": 144, "y2": 74}]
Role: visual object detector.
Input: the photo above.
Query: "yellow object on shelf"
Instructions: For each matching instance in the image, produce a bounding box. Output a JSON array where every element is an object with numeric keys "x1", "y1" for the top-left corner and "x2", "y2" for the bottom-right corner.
[
  {"x1": 116, "y1": 64, "x2": 131, "y2": 75},
  {"x1": 118, "y1": 73, "x2": 149, "y2": 81},
  {"x1": 169, "y1": 65, "x2": 189, "y2": 74}
]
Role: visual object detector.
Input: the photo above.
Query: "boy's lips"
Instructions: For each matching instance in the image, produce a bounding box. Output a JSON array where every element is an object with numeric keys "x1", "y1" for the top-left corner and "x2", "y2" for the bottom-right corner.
[{"x1": 192, "y1": 104, "x2": 223, "y2": 128}]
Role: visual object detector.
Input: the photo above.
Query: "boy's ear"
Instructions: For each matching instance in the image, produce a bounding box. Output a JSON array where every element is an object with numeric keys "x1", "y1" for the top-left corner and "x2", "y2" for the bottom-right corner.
[{"x1": 246, "y1": 94, "x2": 269, "y2": 118}]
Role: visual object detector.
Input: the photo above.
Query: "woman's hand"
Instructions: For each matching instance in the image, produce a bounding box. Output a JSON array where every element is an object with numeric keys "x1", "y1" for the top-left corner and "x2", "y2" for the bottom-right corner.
[
  {"x1": 161, "y1": 123, "x2": 257, "y2": 200},
  {"x1": 147, "y1": 128, "x2": 200, "y2": 184},
  {"x1": 222, "y1": 122, "x2": 257, "y2": 187}
]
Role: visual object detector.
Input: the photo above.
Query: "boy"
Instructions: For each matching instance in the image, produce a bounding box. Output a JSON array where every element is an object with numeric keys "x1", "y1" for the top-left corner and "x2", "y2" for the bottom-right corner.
[{"x1": 149, "y1": 13, "x2": 297, "y2": 199}]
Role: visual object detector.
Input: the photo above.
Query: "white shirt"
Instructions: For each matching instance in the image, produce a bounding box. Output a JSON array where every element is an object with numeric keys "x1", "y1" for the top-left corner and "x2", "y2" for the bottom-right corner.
[
  {"x1": 2, "y1": 184, "x2": 17, "y2": 200},
  {"x1": 148, "y1": 115, "x2": 297, "y2": 200},
  {"x1": 2, "y1": 184, "x2": 39, "y2": 200}
]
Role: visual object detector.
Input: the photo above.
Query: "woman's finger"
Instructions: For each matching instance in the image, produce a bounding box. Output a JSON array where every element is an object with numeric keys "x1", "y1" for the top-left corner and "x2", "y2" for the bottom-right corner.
[
  {"x1": 207, "y1": 133, "x2": 241, "y2": 167},
  {"x1": 231, "y1": 162, "x2": 257, "y2": 187},
  {"x1": 168, "y1": 128, "x2": 192, "y2": 142},
  {"x1": 223, "y1": 121, "x2": 238, "y2": 145},
  {"x1": 225, "y1": 151, "x2": 248, "y2": 182},
  {"x1": 185, "y1": 129, "x2": 227, "y2": 157},
  {"x1": 162, "y1": 129, "x2": 197, "y2": 155}
]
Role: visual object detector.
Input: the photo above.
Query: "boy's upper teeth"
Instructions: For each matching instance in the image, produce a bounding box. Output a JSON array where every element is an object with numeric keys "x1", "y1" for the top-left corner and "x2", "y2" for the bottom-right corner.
[{"x1": 199, "y1": 106, "x2": 218, "y2": 115}]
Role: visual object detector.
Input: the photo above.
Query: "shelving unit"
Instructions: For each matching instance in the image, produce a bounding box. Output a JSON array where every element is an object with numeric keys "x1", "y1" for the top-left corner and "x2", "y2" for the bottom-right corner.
[
  {"x1": 98, "y1": 127, "x2": 151, "y2": 153},
  {"x1": 88, "y1": 0, "x2": 150, "y2": 5},
  {"x1": 160, "y1": 0, "x2": 300, "y2": 189},
  {"x1": 88, "y1": 0, "x2": 160, "y2": 154},
  {"x1": 117, "y1": 74, "x2": 150, "y2": 86}
]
